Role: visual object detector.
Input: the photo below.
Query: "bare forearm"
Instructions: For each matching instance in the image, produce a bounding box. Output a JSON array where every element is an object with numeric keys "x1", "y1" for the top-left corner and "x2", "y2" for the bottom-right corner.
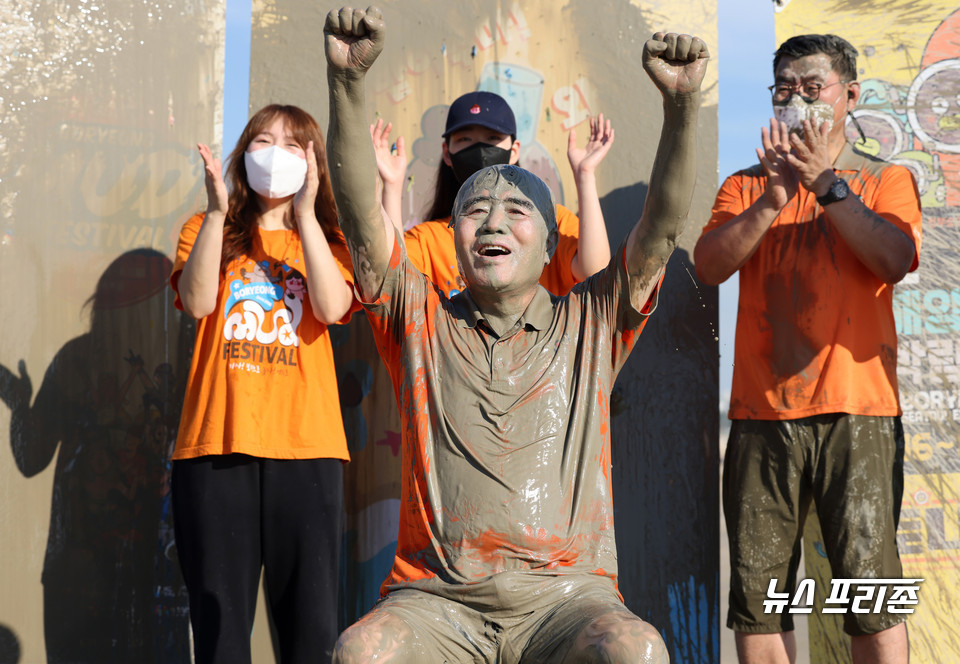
[
  {"x1": 627, "y1": 95, "x2": 700, "y2": 279},
  {"x1": 178, "y1": 211, "x2": 226, "y2": 318},
  {"x1": 298, "y1": 218, "x2": 354, "y2": 323},
  {"x1": 382, "y1": 179, "x2": 404, "y2": 235},
  {"x1": 823, "y1": 198, "x2": 915, "y2": 284},
  {"x1": 327, "y1": 72, "x2": 393, "y2": 299},
  {"x1": 570, "y1": 171, "x2": 611, "y2": 280}
]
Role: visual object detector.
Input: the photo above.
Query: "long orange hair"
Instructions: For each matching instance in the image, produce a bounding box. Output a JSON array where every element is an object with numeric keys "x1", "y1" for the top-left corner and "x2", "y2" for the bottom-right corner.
[{"x1": 220, "y1": 104, "x2": 342, "y2": 268}]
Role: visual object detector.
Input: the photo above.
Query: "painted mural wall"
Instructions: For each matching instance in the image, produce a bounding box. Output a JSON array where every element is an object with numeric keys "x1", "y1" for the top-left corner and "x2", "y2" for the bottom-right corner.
[
  {"x1": 0, "y1": 1, "x2": 720, "y2": 662},
  {"x1": 249, "y1": 1, "x2": 720, "y2": 663},
  {"x1": 0, "y1": 1, "x2": 223, "y2": 662},
  {"x1": 774, "y1": 0, "x2": 960, "y2": 661}
]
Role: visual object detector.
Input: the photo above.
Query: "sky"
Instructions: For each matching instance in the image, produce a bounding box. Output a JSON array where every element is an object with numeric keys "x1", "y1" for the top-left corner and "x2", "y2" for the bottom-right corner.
[
  {"x1": 715, "y1": 0, "x2": 777, "y2": 410},
  {"x1": 221, "y1": 0, "x2": 779, "y2": 412}
]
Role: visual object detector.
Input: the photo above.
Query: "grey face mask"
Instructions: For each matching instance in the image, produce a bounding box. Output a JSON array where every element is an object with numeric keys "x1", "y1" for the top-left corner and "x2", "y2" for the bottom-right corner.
[{"x1": 773, "y1": 95, "x2": 838, "y2": 136}]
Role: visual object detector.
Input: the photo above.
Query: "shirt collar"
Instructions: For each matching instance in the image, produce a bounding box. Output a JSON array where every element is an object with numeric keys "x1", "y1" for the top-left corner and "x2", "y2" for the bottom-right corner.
[
  {"x1": 451, "y1": 285, "x2": 555, "y2": 332},
  {"x1": 833, "y1": 141, "x2": 867, "y2": 172}
]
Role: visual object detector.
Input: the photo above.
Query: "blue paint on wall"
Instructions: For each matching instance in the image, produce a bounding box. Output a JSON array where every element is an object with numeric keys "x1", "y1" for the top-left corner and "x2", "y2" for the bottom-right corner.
[{"x1": 667, "y1": 573, "x2": 719, "y2": 664}]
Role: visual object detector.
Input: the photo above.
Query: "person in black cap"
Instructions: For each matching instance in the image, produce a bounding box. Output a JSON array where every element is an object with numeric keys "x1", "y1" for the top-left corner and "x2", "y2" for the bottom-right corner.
[{"x1": 371, "y1": 89, "x2": 615, "y2": 297}]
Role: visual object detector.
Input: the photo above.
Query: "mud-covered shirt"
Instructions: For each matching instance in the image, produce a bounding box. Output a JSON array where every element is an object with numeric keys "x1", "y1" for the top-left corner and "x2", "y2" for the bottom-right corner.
[
  {"x1": 702, "y1": 143, "x2": 922, "y2": 420},
  {"x1": 361, "y1": 231, "x2": 659, "y2": 600}
]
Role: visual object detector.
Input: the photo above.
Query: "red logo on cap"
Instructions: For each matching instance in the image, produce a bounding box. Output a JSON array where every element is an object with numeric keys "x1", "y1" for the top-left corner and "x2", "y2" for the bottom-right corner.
[{"x1": 469, "y1": 104, "x2": 481, "y2": 114}]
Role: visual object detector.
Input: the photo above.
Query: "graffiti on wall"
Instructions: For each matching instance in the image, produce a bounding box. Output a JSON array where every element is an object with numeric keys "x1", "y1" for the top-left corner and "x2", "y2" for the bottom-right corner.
[{"x1": 778, "y1": 3, "x2": 960, "y2": 662}]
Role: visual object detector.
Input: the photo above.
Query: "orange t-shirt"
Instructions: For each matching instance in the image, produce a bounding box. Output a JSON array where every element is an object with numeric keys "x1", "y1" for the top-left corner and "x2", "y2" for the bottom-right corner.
[
  {"x1": 403, "y1": 203, "x2": 581, "y2": 297},
  {"x1": 170, "y1": 213, "x2": 356, "y2": 460},
  {"x1": 702, "y1": 143, "x2": 922, "y2": 420}
]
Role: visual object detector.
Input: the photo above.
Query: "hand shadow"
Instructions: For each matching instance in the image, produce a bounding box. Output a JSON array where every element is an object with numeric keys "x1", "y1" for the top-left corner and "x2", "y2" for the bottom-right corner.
[{"x1": 0, "y1": 248, "x2": 195, "y2": 663}]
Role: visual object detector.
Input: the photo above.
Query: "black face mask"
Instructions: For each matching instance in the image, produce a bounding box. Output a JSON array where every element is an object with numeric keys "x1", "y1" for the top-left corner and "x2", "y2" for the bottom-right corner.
[{"x1": 448, "y1": 141, "x2": 513, "y2": 184}]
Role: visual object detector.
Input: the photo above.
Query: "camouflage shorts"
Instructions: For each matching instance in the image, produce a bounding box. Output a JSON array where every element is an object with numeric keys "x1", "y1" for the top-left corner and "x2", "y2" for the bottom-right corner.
[{"x1": 723, "y1": 414, "x2": 905, "y2": 636}]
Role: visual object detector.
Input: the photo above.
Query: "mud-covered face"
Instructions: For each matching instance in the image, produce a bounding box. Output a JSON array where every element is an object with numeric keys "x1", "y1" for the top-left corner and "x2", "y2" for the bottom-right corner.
[
  {"x1": 773, "y1": 53, "x2": 854, "y2": 138},
  {"x1": 452, "y1": 166, "x2": 557, "y2": 296}
]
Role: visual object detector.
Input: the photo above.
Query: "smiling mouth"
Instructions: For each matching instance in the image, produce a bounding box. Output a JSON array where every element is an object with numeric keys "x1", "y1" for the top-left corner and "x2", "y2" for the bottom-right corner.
[{"x1": 477, "y1": 245, "x2": 511, "y2": 257}]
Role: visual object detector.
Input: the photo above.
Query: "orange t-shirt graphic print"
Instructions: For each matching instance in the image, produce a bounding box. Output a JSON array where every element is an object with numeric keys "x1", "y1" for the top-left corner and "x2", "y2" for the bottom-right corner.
[{"x1": 170, "y1": 213, "x2": 355, "y2": 461}]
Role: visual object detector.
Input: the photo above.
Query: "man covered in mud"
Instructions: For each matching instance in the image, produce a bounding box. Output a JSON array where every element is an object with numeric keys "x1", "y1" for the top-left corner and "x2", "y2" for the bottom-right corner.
[
  {"x1": 324, "y1": 6, "x2": 707, "y2": 663},
  {"x1": 694, "y1": 34, "x2": 922, "y2": 664}
]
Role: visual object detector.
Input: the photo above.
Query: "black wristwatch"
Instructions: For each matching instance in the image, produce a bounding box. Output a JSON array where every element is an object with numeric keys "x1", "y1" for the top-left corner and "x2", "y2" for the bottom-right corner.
[{"x1": 816, "y1": 176, "x2": 850, "y2": 206}]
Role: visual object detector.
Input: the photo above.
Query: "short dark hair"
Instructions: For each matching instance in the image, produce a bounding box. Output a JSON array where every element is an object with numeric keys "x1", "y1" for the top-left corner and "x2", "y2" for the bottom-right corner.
[{"x1": 773, "y1": 34, "x2": 858, "y2": 82}]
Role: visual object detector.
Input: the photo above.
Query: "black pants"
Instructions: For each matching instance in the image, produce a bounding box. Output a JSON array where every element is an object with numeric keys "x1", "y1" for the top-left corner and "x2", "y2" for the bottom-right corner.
[{"x1": 172, "y1": 454, "x2": 343, "y2": 664}]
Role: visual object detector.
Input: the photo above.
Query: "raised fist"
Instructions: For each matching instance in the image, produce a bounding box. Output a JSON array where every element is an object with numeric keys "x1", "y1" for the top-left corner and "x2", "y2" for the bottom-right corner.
[
  {"x1": 642, "y1": 32, "x2": 710, "y2": 98},
  {"x1": 324, "y1": 6, "x2": 385, "y2": 74}
]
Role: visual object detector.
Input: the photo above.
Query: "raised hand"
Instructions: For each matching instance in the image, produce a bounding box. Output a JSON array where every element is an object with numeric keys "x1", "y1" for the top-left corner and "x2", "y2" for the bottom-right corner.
[
  {"x1": 197, "y1": 143, "x2": 228, "y2": 215},
  {"x1": 325, "y1": 5, "x2": 394, "y2": 297},
  {"x1": 324, "y1": 6, "x2": 385, "y2": 74},
  {"x1": 567, "y1": 114, "x2": 615, "y2": 178},
  {"x1": 642, "y1": 32, "x2": 709, "y2": 99},
  {"x1": 757, "y1": 118, "x2": 799, "y2": 210},
  {"x1": 786, "y1": 118, "x2": 838, "y2": 195},
  {"x1": 370, "y1": 118, "x2": 407, "y2": 187},
  {"x1": 294, "y1": 140, "x2": 320, "y2": 227}
]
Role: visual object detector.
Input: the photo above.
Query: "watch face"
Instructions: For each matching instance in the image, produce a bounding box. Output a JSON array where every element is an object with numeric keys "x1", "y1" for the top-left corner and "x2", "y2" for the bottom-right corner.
[
  {"x1": 818, "y1": 177, "x2": 849, "y2": 205},
  {"x1": 833, "y1": 178, "x2": 850, "y2": 198}
]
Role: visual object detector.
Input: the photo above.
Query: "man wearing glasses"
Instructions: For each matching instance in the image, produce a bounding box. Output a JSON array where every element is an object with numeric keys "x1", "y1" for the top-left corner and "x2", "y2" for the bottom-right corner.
[{"x1": 694, "y1": 34, "x2": 922, "y2": 664}]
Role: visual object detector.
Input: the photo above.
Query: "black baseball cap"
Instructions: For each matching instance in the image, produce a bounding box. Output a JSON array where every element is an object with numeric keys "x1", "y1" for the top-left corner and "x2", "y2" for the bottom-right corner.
[{"x1": 442, "y1": 91, "x2": 516, "y2": 139}]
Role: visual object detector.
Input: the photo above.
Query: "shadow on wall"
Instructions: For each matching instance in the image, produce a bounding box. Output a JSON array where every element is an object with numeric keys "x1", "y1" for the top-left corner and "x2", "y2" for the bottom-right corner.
[
  {"x1": 0, "y1": 249, "x2": 194, "y2": 664},
  {"x1": 0, "y1": 624, "x2": 20, "y2": 663},
  {"x1": 601, "y1": 181, "x2": 722, "y2": 664}
]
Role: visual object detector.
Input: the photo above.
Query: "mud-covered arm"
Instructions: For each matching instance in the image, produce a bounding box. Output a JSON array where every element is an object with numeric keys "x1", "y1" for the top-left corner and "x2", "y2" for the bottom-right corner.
[
  {"x1": 625, "y1": 32, "x2": 709, "y2": 310},
  {"x1": 324, "y1": 6, "x2": 394, "y2": 302}
]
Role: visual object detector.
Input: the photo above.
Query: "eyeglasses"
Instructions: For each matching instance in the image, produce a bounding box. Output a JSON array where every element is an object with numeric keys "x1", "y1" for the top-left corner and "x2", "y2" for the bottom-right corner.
[{"x1": 768, "y1": 80, "x2": 847, "y2": 104}]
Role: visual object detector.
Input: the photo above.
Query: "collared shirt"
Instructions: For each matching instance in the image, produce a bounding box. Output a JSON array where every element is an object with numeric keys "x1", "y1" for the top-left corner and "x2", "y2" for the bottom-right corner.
[
  {"x1": 361, "y1": 232, "x2": 659, "y2": 600},
  {"x1": 702, "y1": 142, "x2": 923, "y2": 420}
]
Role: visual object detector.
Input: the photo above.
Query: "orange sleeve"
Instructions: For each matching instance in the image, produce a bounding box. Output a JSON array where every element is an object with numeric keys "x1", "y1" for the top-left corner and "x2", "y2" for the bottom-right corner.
[
  {"x1": 701, "y1": 171, "x2": 754, "y2": 237},
  {"x1": 403, "y1": 221, "x2": 432, "y2": 276},
  {"x1": 169, "y1": 212, "x2": 205, "y2": 311},
  {"x1": 875, "y1": 165, "x2": 923, "y2": 272},
  {"x1": 404, "y1": 219, "x2": 461, "y2": 294},
  {"x1": 538, "y1": 204, "x2": 580, "y2": 296}
]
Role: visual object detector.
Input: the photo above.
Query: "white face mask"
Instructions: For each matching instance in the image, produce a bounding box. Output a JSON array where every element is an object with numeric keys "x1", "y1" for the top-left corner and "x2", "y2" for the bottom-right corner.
[
  {"x1": 244, "y1": 145, "x2": 307, "y2": 199},
  {"x1": 773, "y1": 95, "x2": 839, "y2": 136}
]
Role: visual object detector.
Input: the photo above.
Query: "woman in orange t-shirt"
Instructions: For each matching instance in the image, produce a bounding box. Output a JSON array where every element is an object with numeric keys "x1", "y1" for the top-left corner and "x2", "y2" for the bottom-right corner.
[{"x1": 170, "y1": 105, "x2": 355, "y2": 664}]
